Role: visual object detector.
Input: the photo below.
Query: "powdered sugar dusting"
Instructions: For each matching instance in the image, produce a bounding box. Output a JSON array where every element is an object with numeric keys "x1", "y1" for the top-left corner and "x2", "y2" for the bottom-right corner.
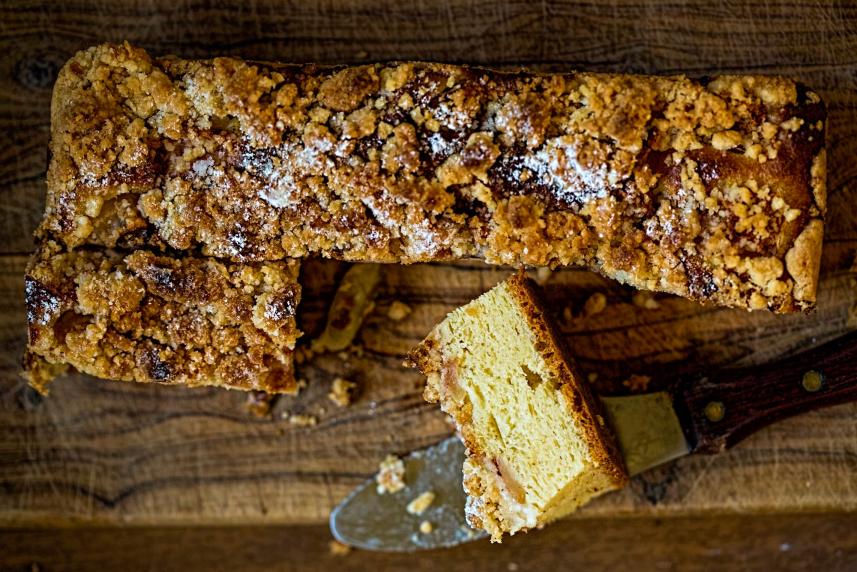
[{"x1": 523, "y1": 137, "x2": 612, "y2": 207}]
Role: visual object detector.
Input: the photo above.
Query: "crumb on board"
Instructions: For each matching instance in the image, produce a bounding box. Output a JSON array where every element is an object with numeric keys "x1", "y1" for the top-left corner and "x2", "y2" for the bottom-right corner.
[
  {"x1": 286, "y1": 414, "x2": 318, "y2": 427},
  {"x1": 329, "y1": 540, "x2": 352, "y2": 556},
  {"x1": 387, "y1": 300, "x2": 413, "y2": 321},
  {"x1": 587, "y1": 372, "x2": 598, "y2": 383},
  {"x1": 623, "y1": 374, "x2": 652, "y2": 392},
  {"x1": 562, "y1": 306, "x2": 574, "y2": 323},
  {"x1": 419, "y1": 521, "x2": 434, "y2": 534},
  {"x1": 406, "y1": 491, "x2": 436, "y2": 515},
  {"x1": 376, "y1": 454, "x2": 406, "y2": 494},
  {"x1": 507, "y1": 563, "x2": 520, "y2": 571},
  {"x1": 632, "y1": 291, "x2": 661, "y2": 310},
  {"x1": 532, "y1": 267, "x2": 552, "y2": 285},
  {"x1": 582, "y1": 292, "x2": 607, "y2": 317},
  {"x1": 328, "y1": 377, "x2": 357, "y2": 407},
  {"x1": 245, "y1": 391, "x2": 276, "y2": 417}
]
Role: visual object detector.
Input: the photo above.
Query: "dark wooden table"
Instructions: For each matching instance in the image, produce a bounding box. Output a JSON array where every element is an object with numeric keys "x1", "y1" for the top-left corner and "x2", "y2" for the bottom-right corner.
[{"x1": 1, "y1": 1, "x2": 856, "y2": 570}]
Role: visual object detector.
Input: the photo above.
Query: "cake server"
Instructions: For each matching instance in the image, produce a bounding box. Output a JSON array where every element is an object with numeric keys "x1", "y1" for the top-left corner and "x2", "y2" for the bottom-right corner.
[{"x1": 330, "y1": 330, "x2": 857, "y2": 551}]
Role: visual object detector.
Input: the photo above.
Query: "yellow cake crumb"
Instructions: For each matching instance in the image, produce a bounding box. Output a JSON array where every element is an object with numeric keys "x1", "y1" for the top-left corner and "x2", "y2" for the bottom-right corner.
[
  {"x1": 631, "y1": 291, "x2": 660, "y2": 310},
  {"x1": 287, "y1": 414, "x2": 318, "y2": 427},
  {"x1": 387, "y1": 300, "x2": 413, "y2": 321},
  {"x1": 419, "y1": 521, "x2": 434, "y2": 534},
  {"x1": 328, "y1": 540, "x2": 352, "y2": 556},
  {"x1": 328, "y1": 377, "x2": 357, "y2": 407},
  {"x1": 582, "y1": 292, "x2": 607, "y2": 317},
  {"x1": 406, "y1": 491, "x2": 436, "y2": 515}
]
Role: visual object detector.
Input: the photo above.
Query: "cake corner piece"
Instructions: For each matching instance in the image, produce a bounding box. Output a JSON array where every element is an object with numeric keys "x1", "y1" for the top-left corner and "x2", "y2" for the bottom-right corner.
[
  {"x1": 23, "y1": 241, "x2": 303, "y2": 394},
  {"x1": 408, "y1": 272, "x2": 628, "y2": 542}
]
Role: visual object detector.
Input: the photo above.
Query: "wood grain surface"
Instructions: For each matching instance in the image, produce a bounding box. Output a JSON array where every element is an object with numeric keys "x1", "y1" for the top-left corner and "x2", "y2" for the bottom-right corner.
[
  {"x1": 1, "y1": 0, "x2": 856, "y2": 547},
  {"x1": 4, "y1": 514, "x2": 857, "y2": 572}
]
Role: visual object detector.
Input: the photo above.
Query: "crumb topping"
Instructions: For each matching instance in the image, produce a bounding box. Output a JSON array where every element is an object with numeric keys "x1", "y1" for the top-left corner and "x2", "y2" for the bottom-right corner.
[
  {"x1": 24, "y1": 241, "x2": 301, "y2": 393},
  {"x1": 376, "y1": 454, "x2": 406, "y2": 494},
  {"x1": 42, "y1": 43, "x2": 825, "y2": 312}
]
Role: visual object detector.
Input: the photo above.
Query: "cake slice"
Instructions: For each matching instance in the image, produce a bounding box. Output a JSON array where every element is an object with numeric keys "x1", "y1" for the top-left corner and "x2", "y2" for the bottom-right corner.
[
  {"x1": 24, "y1": 241, "x2": 301, "y2": 394},
  {"x1": 407, "y1": 273, "x2": 628, "y2": 542}
]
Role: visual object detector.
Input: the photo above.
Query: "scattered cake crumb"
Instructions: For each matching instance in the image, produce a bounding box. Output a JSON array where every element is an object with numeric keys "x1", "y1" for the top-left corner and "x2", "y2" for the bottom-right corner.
[
  {"x1": 507, "y1": 563, "x2": 520, "y2": 572},
  {"x1": 587, "y1": 372, "x2": 599, "y2": 383},
  {"x1": 623, "y1": 374, "x2": 652, "y2": 392},
  {"x1": 245, "y1": 391, "x2": 276, "y2": 417},
  {"x1": 406, "y1": 491, "x2": 436, "y2": 515},
  {"x1": 631, "y1": 291, "x2": 660, "y2": 310},
  {"x1": 532, "y1": 267, "x2": 552, "y2": 285},
  {"x1": 287, "y1": 414, "x2": 318, "y2": 427},
  {"x1": 328, "y1": 540, "x2": 352, "y2": 556},
  {"x1": 376, "y1": 454, "x2": 406, "y2": 494},
  {"x1": 419, "y1": 521, "x2": 434, "y2": 534},
  {"x1": 582, "y1": 292, "x2": 607, "y2": 317},
  {"x1": 328, "y1": 377, "x2": 357, "y2": 407},
  {"x1": 387, "y1": 301, "x2": 413, "y2": 321},
  {"x1": 562, "y1": 306, "x2": 574, "y2": 323}
]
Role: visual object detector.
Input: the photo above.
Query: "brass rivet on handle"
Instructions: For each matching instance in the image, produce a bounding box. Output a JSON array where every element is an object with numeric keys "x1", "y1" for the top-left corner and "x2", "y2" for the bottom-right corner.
[
  {"x1": 704, "y1": 401, "x2": 725, "y2": 422},
  {"x1": 801, "y1": 370, "x2": 824, "y2": 393}
]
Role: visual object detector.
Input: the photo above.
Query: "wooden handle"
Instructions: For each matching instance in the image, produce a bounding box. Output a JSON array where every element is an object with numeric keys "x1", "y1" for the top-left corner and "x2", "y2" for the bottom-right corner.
[{"x1": 675, "y1": 330, "x2": 857, "y2": 454}]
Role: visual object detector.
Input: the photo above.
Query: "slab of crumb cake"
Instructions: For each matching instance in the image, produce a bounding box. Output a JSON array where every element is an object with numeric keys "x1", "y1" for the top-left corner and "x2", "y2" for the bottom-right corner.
[
  {"x1": 40, "y1": 42, "x2": 825, "y2": 312},
  {"x1": 407, "y1": 273, "x2": 628, "y2": 542},
  {"x1": 24, "y1": 241, "x2": 301, "y2": 394}
]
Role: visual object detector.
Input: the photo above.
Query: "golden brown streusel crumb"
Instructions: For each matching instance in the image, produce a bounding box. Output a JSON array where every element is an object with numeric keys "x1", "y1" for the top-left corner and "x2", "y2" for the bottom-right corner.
[
  {"x1": 287, "y1": 414, "x2": 318, "y2": 427},
  {"x1": 582, "y1": 292, "x2": 607, "y2": 317},
  {"x1": 328, "y1": 377, "x2": 357, "y2": 407},
  {"x1": 623, "y1": 374, "x2": 652, "y2": 392},
  {"x1": 386, "y1": 300, "x2": 413, "y2": 321},
  {"x1": 376, "y1": 454, "x2": 406, "y2": 494},
  {"x1": 631, "y1": 291, "x2": 661, "y2": 310},
  {"x1": 328, "y1": 540, "x2": 352, "y2": 556},
  {"x1": 419, "y1": 521, "x2": 434, "y2": 534},
  {"x1": 41, "y1": 43, "x2": 826, "y2": 313},
  {"x1": 406, "y1": 491, "x2": 436, "y2": 515},
  {"x1": 24, "y1": 241, "x2": 301, "y2": 393}
]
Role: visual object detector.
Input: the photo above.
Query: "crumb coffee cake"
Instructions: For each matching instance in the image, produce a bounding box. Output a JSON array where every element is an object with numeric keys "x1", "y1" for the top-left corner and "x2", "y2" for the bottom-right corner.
[
  {"x1": 408, "y1": 273, "x2": 628, "y2": 541},
  {"x1": 24, "y1": 241, "x2": 301, "y2": 394},
  {"x1": 41, "y1": 42, "x2": 826, "y2": 312}
]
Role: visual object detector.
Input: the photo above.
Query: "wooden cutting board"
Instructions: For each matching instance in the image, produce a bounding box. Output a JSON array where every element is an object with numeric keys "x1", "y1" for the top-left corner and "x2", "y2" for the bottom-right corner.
[{"x1": 1, "y1": 0, "x2": 855, "y2": 528}]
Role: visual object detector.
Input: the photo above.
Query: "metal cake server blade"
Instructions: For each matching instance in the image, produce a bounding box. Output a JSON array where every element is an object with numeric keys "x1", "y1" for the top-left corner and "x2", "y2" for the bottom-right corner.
[
  {"x1": 330, "y1": 392, "x2": 686, "y2": 552},
  {"x1": 330, "y1": 436, "x2": 489, "y2": 550}
]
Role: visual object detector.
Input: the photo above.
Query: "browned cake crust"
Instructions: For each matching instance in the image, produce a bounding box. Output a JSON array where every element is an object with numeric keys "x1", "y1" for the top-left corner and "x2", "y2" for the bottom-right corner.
[
  {"x1": 42, "y1": 43, "x2": 826, "y2": 312},
  {"x1": 24, "y1": 241, "x2": 301, "y2": 394}
]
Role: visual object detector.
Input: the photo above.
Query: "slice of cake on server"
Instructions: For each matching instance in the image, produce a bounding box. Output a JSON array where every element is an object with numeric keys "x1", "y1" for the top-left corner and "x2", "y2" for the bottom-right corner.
[{"x1": 407, "y1": 272, "x2": 628, "y2": 542}]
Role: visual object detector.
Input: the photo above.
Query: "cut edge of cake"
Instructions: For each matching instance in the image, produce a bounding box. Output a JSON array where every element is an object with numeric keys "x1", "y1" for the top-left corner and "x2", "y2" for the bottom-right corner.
[{"x1": 407, "y1": 272, "x2": 628, "y2": 542}]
